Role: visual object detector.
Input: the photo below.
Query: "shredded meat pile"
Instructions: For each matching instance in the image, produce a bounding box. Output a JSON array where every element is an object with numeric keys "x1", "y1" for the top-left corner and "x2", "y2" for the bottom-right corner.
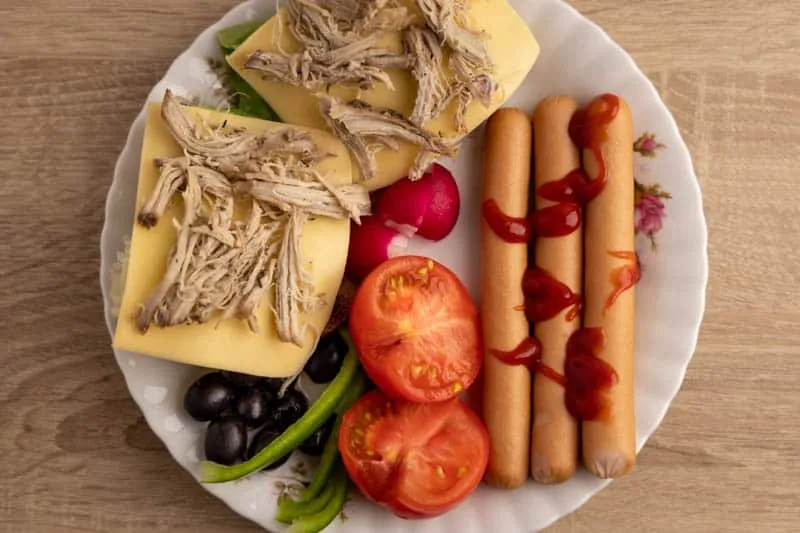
[
  {"x1": 136, "y1": 90, "x2": 370, "y2": 345},
  {"x1": 416, "y1": 0, "x2": 494, "y2": 131},
  {"x1": 318, "y1": 96, "x2": 456, "y2": 180},
  {"x1": 245, "y1": 0, "x2": 412, "y2": 91},
  {"x1": 243, "y1": 0, "x2": 496, "y2": 181}
]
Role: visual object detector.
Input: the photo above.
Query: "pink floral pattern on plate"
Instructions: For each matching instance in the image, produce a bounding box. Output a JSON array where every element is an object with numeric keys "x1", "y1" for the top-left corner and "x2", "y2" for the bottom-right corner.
[{"x1": 634, "y1": 132, "x2": 671, "y2": 250}]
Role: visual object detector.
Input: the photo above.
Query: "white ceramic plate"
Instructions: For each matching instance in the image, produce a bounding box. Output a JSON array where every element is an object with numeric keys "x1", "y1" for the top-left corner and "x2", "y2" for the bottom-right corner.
[{"x1": 100, "y1": 0, "x2": 708, "y2": 531}]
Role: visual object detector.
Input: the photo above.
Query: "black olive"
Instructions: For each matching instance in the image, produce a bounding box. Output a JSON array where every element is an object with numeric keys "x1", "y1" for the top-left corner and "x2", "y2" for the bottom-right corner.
[
  {"x1": 298, "y1": 415, "x2": 336, "y2": 456},
  {"x1": 303, "y1": 331, "x2": 349, "y2": 383},
  {"x1": 235, "y1": 389, "x2": 276, "y2": 428},
  {"x1": 220, "y1": 371, "x2": 262, "y2": 389},
  {"x1": 264, "y1": 388, "x2": 308, "y2": 432},
  {"x1": 247, "y1": 426, "x2": 292, "y2": 470},
  {"x1": 221, "y1": 371, "x2": 285, "y2": 395},
  {"x1": 183, "y1": 372, "x2": 235, "y2": 422},
  {"x1": 205, "y1": 417, "x2": 247, "y2": 465},
  {"x1": 254, "y1": 377, "x2": 285, "y2": 394}
]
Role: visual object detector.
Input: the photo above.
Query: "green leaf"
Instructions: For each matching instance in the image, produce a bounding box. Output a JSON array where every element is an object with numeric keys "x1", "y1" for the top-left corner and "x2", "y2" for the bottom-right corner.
[
  {"x1": 215, "y1": 19, "x2": 280, "y2": 122},
  {"x1": 218, "y1": 19, "x2": 267, "y2": 53},
  {"x1": 225, "y1": 63, "x2": 280, "y2": 121}
]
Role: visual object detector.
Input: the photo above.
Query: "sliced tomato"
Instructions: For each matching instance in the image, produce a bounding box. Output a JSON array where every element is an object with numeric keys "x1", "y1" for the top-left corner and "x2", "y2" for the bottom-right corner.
[
  {"x1": 349, "y1": 256, "x2": 482, "y2": 403},
  {"x1": 338, "y1": 390, "x2": 489, "y2": 518}
]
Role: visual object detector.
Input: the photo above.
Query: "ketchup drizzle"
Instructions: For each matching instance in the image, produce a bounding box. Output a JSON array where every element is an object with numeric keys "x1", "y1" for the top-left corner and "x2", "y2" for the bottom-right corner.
[
  {"x1": 481, "y1": 199, "x2": 530, "y2": 243},
  {"x1": 490, "y1": 337, "x2": 566, "y2": 387},
  {"x1": 568, "y1": 93, "x2": 620, "y2": 195},
  {"x1": 564, "y1": 328, "x2": 618, "y2": 421},
  {"x1": 529, "y1": 203, "x2": 582, "y2": 238},
  {"x1": 606, "y1": 251, "x2": 641, "y2": 311},
  {"x1": 490, "y1": 337, "x2": 541, "y2": 367},
  {"x1": 522, "y1": 267, "x2": 581, "y2": 323},
  {"x1": 537, "y1": 168, "x2": 605, "y2": 205},
  {"x1": 538, "y1": 362, "x2": 568, "y2": 388},
  {"x1": 481, "y1": 200, "x2": 582, "y2": 242},
  {"x1": 485, "y1": 94, "x2": 626, "y2": 420}
]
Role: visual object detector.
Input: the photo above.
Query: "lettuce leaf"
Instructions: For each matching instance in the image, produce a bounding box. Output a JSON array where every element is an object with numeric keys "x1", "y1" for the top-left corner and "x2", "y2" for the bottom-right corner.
[
  {"x1": 216, "y1": 19, "x2": 279, "y2": 122},
  {"x1": 218, "y1": 19, "x2": 267, "y2": 54}
]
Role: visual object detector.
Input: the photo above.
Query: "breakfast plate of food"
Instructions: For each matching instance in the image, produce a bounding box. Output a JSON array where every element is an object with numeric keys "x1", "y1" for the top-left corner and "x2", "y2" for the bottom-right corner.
[{"x1": 99, "y1": 0, "x2": 708, "y2": 531}]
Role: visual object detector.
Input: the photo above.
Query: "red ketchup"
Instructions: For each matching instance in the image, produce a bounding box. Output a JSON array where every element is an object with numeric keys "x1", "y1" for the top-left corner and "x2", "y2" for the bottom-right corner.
[
  {"x1": 522, "y1": 267, "x2": 581, "y2": 323},
  {"x1": 537, "y1": 168, "x2": 605, "y2": 205},
  {"x1": 481, "y1": 198, "x2": 530, "y2": 243},
  {"x1": 606, "y1": 251, "x2": 641, "y2": 311},
  {"x1": 490, "y1": 338, "x2": 566, "y2": 387},
  {"x1": 486, "y1": 94, "x2": 626, "y2": 417},
  {"x1": 564, "y1": 328, "x2": 618, "y2": 420},
  {"x1": 529, "y1": 203, "x2": 582, "y2": 238},
  {"x1": 567, "y1": 93, "x2": 620, "y2": 195},
  {"x1": 481, "y1": 200, "x2": 582, "y2": 242}
]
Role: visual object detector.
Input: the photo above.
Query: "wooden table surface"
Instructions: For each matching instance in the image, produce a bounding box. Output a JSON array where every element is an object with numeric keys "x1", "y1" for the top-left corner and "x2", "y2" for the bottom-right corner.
[{"x1": 2, "y1": 0, "x2": 799, "y2": 531}]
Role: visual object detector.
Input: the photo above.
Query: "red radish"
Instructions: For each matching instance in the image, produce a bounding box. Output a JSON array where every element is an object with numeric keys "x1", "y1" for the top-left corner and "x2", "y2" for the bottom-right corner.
[
  {"x1": 346, "y1": 216, "x2": 409, "y2": 282},
  {"x1": 376, "y1": 163, "x2": 460, "y2": 242}
]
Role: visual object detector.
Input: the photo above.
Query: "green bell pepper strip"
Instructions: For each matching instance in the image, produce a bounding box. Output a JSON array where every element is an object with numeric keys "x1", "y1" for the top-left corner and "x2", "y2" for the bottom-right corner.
[
  {"x1": 288, "y1": 465, "x2": 349, "y2": 533},
  {"x1": 276, "y1": 369, "x2": 365, "y2": 521},
  {"x1": 291, "y1": 370, "x2": 365, "y2": 506},
  {"x1": 201, "y1": 333, "x2": 361, "y2": 483},
  {"x1": 276, "y1": 477, "x2": 336, "y2": 524}
]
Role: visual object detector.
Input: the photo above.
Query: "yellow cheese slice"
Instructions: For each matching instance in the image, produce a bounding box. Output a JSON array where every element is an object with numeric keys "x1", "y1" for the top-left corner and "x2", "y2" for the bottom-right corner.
[
  {"x1": 113, "y1": 103, "x2": 352, "y2": 377},
  {"x1": 228, "y1": 0, "x2": 539, "y2": 190}
]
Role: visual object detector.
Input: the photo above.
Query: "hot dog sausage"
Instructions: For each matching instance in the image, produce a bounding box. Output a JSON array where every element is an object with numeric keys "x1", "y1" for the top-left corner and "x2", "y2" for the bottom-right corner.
[
  {"x1": 580, "y1": 95, "x2": 636, "y2": 479},
  {"x1": 480, "y1": 108, "x2": 533, "y2": 488},
  {"x1": 530, "y1": 96, "x2": 581, "y2": 483}
]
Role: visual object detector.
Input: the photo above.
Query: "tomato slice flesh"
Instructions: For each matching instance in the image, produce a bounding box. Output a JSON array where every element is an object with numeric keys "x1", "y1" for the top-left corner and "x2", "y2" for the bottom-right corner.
[
  {"x1": 339, "y1": 390, "x2": 489, "y2": 518},
  {"x1": 349, "y1": 256, "x2": 482, "y2": 403}
]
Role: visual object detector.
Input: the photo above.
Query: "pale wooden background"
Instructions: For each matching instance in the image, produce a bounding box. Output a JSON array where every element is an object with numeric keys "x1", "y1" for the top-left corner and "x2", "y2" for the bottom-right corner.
[{"x1": 1, "y1": 0, "x2": 799, "y2": 531}]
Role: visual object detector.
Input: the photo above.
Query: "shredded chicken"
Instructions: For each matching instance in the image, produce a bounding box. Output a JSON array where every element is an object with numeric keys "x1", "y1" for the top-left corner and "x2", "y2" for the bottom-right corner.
[
  {"x1": 161, "y1": 90, "x2": 320, "y2": 164},
  {"x1": 416, "y1": 0, "x2": 492, "y2": 66},
  {"x1": 404, "y1": 26, "x2": 449, "y2": 126},
  {"x1": 136, "y1": 169, "x2": 203, "y2": 331},
  {"x1": 415, "y1": 0, "x2": 495, "y2": 131},
  {"x1": 135, "y1": 90, "x2": 370, "y2": 344},
  {"x1": 141, "y1": 90, "x2": 367, "y2": 226},
  {"x1": 245, "y1": 0, "x2": 412, "y2": 92},
  {"x1": 318, "y1": 96, "x2": 456, "y2": 180},
  {"x1": 245, "y1": 39, "x2": 408, "y2": 92},
  {"x1": 274, "y1": 209, "x2": 323, "y2": 345},
  {"x1": 138, "y1": 161, "x2": 186, "y2": 228},
  {"x1": 240, "y1": 0, "x2": 499, "y2": 177},
  {"x1": 235, "y1": 179, "x2": 370, "y2": 223},
  {"x1": 286, "y1": 0, "x2": 413, "y2": 50}
]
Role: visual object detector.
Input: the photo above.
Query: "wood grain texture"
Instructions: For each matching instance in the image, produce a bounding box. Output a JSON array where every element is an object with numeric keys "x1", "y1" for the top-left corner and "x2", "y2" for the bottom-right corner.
[{"x1": 1, "y1": 0, "x2": 798, "y2": 531}]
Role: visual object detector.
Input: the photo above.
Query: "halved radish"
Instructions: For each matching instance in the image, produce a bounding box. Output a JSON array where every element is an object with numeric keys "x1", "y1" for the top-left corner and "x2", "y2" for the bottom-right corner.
[
  {"x1": 346, "y1": 217, "x2": 409, "y2": 282},
  {"x1": 376, "y1": 164, "x2": 460, "y2": 242}
]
